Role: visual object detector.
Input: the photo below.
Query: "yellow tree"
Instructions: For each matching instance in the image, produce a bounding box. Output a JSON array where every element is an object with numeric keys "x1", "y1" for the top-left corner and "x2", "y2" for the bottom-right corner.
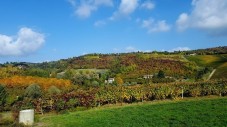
[
  {"x1": 115, "y1": 76, "x2": 123, "y2": 85},
  {"x1": 115, "y1": 75, "x2": 124, "y2": 105}
]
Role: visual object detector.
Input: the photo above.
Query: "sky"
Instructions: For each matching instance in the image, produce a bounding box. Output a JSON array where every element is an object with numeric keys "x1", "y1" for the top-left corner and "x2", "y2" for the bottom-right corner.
[{"x1": 0, "y1": 0, "x2": 227, "y2": 63}]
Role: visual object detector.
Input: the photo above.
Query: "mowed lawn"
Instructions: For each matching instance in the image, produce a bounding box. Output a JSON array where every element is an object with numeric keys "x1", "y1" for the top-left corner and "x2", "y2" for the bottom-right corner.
[{"x1": 38, "y1": 97, "x2": 227, "y2": 127}]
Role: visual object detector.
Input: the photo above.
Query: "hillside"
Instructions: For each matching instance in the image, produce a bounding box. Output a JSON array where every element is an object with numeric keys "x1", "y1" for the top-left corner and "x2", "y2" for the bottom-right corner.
[
  {"x1": 1, "y1": 46, "x2": 226, "y2": 85},
  {"x1": 35, "y1": 53, "x2": 198, "y2": 85},
  {"x1": 212, "y1": 62, "x2": 227, "y2": 79},
  {"x1": 29, "y1": 46, "x2": 227, "y2": 81},
  {"x1": 185, "y1": 46, "x2": 227, "y2": 55},
  {"x1": 185, "y1": 54, "x2": 227, "y2": 79}
]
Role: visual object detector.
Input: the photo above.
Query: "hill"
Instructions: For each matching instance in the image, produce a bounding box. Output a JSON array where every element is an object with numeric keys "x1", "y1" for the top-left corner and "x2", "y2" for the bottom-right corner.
[
  {"x1": 1, "y1": 46, "x2": 226, "y2": 85},
  {"x1": 185, "y1": 54, "x2": 227, "y2": 79},
  {"x1": 31, "y1": 53, "x2": 198, "y2": 84},
  {"x1": 27, "y1": 46, "x2": 227, "y2": 81},
  {"x1": 185, "y1": 46, "x2": 227, "y2": 55}
]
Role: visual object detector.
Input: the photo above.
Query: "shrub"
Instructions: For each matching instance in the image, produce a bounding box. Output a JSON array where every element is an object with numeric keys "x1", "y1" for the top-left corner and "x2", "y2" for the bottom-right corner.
[
  {"x1": 48, "y1": 85, "x2": 61, "y2": 96},
  {"x1": 54, "y1": 98, "x2": 65, "y2": 112},
  {"x1": 24, "y1": 84, "x2": 42, "y2": 99},
  {"x1": 91, "y1": 80, "x2": 99, "y2": 87},
  {"x1": 0, "y1": 113, "x2": 13, "y2": 126},
  {"x1": 190, "y1": 87, "x2": 201, "y2": 97},
  {"x1": 66, "y1": 98, "x2": 79, "y2": 108},
  {"x1": 0, "y1": 84, "x2": 7, "y2": 110}
]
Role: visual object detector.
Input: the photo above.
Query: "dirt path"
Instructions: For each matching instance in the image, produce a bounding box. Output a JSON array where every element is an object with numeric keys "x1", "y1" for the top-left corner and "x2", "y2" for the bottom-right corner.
[{"x1": 207, "y1": 69, "x2": 216, "y2": 80}]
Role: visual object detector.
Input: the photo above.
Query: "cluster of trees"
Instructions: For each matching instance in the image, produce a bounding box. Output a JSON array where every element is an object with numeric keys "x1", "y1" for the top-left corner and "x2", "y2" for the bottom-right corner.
[
  {"x1": 0, "y1": 66, "x2": 21, "y2": 78},
  {"x1": 61, "y1": 69, "x2": 110, "y2": 87},
  {"x1": 195, "y1": 67, "x2": 213, "y2": 81}
]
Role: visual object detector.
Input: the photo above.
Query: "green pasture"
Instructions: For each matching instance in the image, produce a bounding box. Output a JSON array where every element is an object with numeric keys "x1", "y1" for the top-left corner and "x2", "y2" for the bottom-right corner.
[{"x1": 37, "y1": 97, "x2": 227, "y2": 127}]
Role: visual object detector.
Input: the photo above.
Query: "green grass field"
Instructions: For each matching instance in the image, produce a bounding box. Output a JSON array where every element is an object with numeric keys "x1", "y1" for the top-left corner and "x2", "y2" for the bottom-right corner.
[{"x1": 37, "y1": 97, "x2": 227, "y2": 127}]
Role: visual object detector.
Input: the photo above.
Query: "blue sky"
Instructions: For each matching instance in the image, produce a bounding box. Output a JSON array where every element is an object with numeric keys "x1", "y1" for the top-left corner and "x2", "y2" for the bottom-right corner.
[{"x1": 0, "y1": 0, "x2": 227, "y2": 63}]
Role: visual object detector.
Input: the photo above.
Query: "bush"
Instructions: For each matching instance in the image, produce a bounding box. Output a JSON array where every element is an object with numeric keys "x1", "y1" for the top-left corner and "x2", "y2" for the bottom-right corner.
[
  {"x1": 0, "y1": 117, "x2": 13, "y2": 126},
  {"x1": 24, "y1": 84, "x2": 42, "y2": 99},
  {"x1": 190, "y1": 87, "x2": 201, "y2": 97},
  {"x1": 66, "y1": 98, "x2": 79, "y2": 108},
  {"x1": 54, "y1": 98, "x2": 65, "y2": 112},
  {"x1": 48, "y1": 85, "x2": 61, "y2": 96},
  {"x1": 0, "y1": 84, "x2": 7, "y2": 110},
  {"x1": 91, "y1": 81, "x2": 99, "y2": 87}
]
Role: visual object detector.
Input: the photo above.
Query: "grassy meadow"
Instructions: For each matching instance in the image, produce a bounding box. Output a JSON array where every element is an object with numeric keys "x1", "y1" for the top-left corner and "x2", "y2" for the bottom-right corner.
[
  {"x1": 37, "y1": 96, "x2": 227, "y2": 127},
  {"x1": 186, "y1": 54, "x2": 227, "y2": 68},
  {"x1": 186, "y1": 54, "x2": 227, "y2": 79},
  {"x1": 212, "y1": 62, "x2": 227, "y2": 79}
]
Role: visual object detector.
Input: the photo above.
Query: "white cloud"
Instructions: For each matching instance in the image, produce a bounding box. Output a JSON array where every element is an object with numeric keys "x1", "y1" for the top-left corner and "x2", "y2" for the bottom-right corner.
[
  {"x1": 113, "y1": 46, "x2": 139, "y2": 53},
  {"x1": 176, "y1": 0, "x2": 227, "y2": 36},
  {"x1": 68, "y1": 0, "x2": 76, "y2": 7},
  {"x1": 69, "y1": 0, "x2": 113, "y2": 18},
  {"x1": 113, "y1": 48, "x2": 120, "y2": 53},
  {"x1": 110, "y1": 0, "x2": 138, "y2": 20},
  {"x1": 0, "y1": 27, "x2": 45, "y2": 56},
  {"x1": 142, "y1": 18, "x2": 171, "y2": 33},
  {"x1": 75, "y1": 4, "x2": 96, "y2": 18},
  {"x1": 141, "y1": 0, "x2": 155, "y2": 10},
  {"x1": 94, "y1": 20, "x2": 106, "y2": 27},
  {"x1": 176, "y1": 13, "x2": 189, "y2": 31},
  {"x1": 125, "y1": 46, "x2": 138, "y2": 52},
  {"x1": 94, "y1": 0, "x2": 113, "y2": 6},
  {"x1": 119, "y1": 0, "x2": 138, "y2": 15},
  {"x1": 169, "y1": 47, "x2": 190, "y2": 52}
]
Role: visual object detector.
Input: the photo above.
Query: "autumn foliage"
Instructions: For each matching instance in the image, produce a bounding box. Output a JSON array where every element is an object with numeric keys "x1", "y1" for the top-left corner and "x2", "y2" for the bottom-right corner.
[{"x1": 0, "y1": 76, "x2": 71, "y2": 90}]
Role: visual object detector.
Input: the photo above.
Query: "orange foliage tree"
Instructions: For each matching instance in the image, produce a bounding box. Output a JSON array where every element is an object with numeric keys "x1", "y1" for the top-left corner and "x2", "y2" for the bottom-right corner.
[{"x1": 0, "y1": 76, "x2": 72, "y2": 91}]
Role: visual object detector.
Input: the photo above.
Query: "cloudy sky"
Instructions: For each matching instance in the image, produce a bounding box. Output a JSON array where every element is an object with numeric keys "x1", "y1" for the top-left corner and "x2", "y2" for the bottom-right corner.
[{"x1": 0, "y1": 0, "x2": 227, "y2": 63}]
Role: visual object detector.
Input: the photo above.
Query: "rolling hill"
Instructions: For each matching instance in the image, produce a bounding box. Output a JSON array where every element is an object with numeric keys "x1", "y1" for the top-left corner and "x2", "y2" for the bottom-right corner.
[
  {"x1": 185, "y1": 54, "x2": 227, "y2": 79},
  {"x1": 2, "y1": 46, "x2": 226, "y2": 82}
]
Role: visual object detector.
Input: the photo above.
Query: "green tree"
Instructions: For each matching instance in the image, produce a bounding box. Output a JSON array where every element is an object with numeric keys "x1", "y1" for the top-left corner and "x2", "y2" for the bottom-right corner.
[
  {"x1": 63, "y1": 69, "x2": 74, "y2": 80},
  {"x1": 0, "y1": 84, "x2": 7, "y2": 107},
  {"x1": 48, "y1": 85, "x2": 61, "y2": 96},
  {"x1": 24, "y1": 84, "x2": 42, "y2": 99},
  {"x1": 157, "y1": 70, "x2": 165, "y2": 78},
  {"x1": 115, "y1": 76, "x2": 124, "y2": 105},
  {"x1": 92, "y1": 80, "x2": 99, "y2": 87}
]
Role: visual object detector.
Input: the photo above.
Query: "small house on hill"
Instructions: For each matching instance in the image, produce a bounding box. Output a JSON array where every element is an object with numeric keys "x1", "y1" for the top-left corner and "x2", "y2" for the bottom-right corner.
[
  {"x1": 143, "y1": 75, "x2": 153, "y2": 79},
  {"x1": 14, "y1": 63, "x2": 29, "y2": 70},
  {"x1": 105, "y1": 78, "x2": 115, "y2": 84},
  {"x1": 189, "y1": 53, "x2": 197, "y2": 56}
]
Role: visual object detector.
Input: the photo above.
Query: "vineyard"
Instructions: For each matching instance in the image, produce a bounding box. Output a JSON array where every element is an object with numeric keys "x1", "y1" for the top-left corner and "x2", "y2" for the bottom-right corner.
[{"x1": 1, "y1": 79, "x2": 226, "y2": 113}]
